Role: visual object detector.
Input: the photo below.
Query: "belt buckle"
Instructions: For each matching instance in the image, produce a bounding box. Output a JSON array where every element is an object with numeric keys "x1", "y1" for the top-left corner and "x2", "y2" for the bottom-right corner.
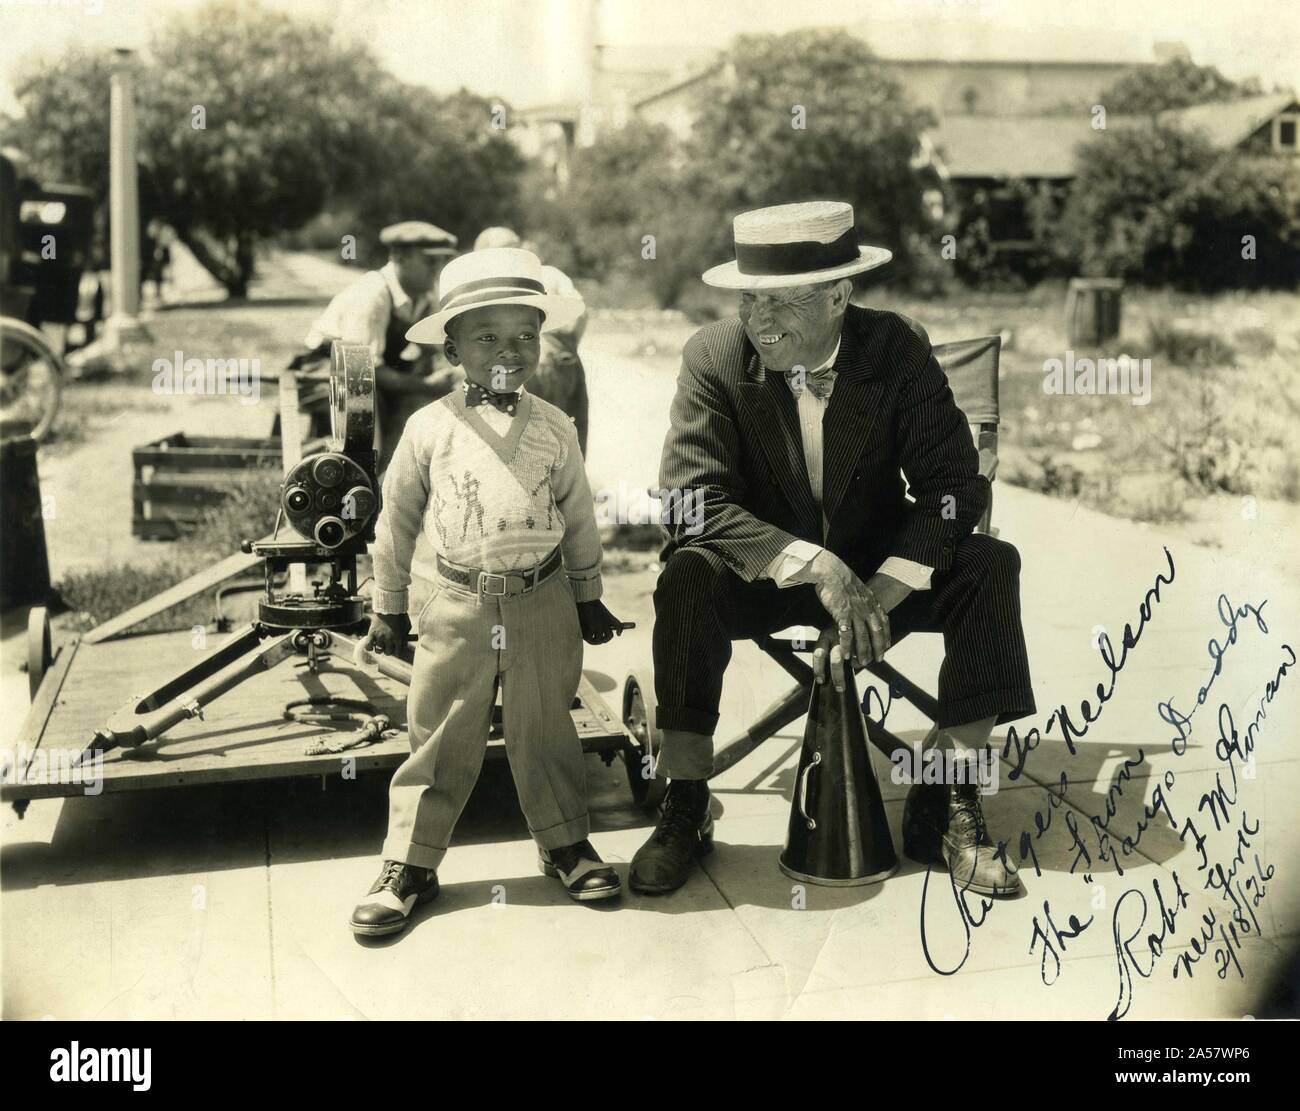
[{"x1": 478, "y1": 571, "x2": 509, "y2": 596}]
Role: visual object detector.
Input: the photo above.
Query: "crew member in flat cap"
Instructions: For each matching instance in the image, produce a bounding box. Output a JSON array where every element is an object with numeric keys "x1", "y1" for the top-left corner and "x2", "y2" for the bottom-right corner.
[
  {"x1": 632, "y1": 200, "x2": 1036, "y2": 898},
  {"x1": 349, "y1": 247, "x2": 630, "y2": 938},
  {"x1": 303, "y1": 220, "x2": 459, "y2": 472}
]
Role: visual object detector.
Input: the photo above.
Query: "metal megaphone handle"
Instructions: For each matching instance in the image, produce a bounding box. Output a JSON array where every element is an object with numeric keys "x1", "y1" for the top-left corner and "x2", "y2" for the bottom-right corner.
[{"x1": 795, "y1": 751, "x2": 821, "y2": 830}]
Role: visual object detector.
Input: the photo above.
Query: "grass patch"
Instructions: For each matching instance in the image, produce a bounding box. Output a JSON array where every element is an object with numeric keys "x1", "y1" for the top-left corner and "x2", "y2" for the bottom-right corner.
[
  {"x1": 56, "y1": 556, "x2": 213, "y2": 633},
  {"x1": 184, "y1": 469, "x2": 286, "y2": 558}
]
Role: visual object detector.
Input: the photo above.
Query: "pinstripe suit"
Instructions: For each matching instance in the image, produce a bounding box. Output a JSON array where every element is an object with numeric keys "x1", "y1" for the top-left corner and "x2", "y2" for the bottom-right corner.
[{"x1": 653, "y1": 305, "x2": 1035, "y2": 777}]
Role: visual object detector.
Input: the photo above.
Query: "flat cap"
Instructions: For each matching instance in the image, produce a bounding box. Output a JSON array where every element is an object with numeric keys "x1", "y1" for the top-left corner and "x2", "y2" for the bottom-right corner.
[{"x1": 380, "y1": 221, "x2": 458, "y2": 254}]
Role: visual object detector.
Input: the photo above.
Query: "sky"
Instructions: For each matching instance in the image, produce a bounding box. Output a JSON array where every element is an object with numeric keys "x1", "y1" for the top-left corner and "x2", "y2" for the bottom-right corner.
[{"x1": 1, "y1": 0, "x2": 1297, "y2": 115}]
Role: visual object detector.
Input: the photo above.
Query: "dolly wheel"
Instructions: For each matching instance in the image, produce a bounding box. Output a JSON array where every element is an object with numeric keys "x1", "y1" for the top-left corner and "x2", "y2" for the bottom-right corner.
[
  {"x1": 621, "y1": 673, "x2": 669, "y2": 810},
  {"x1": 27, "y1": 606, "x2": 52, "y2": 701}
]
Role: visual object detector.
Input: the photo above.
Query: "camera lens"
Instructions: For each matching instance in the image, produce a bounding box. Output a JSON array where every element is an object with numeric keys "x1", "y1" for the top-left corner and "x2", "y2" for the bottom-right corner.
[
  {"x1": 315, "y1": 517, "x2": 346, "y2": 548},
  {"x1": 343, "y1": 486, "x2": 376, "y2": 522},
  {"x1": 312, "y1": 456, "x2": 344, "y2": 487},
  {"x1": 285, "y1": 485, "x2": 311, "y2": 513}
]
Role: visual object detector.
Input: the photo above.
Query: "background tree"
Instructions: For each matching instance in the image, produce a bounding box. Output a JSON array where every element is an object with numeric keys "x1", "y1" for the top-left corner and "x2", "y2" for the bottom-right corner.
[
  {"x1": 527, "y1": 29, "x2": 939, "y2": 309},
  {"x1": 1055, "y1": 121, "x2": 1299, "y2": 289},
  {"x1": 341, "y1": 84, "x2": 525, "y2": 266},
  {"x1": 682, "y1": 30, "x2": 939, "y2": 290},
  {"x1": 139, "y1": 1, "x2": 386, "y2": 295},
  {"x1": 1100, "y1": 57, "x2": 1262, "y2": 116},
  {"x1": 1, "y1": 0, "x2": 526, "y2": 296}
]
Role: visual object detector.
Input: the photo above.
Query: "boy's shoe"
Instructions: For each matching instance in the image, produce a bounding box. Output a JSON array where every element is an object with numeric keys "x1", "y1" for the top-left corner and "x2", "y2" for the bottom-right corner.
[
  {"x1": 628, "y1": 779, "x2": 713, "y2": 895},
  {"x1": 350, "y1": 860, "x2": 440, "y2": 937},
  {"x1": 538, "y1": 839, "x2": 622, "y2": 901}
]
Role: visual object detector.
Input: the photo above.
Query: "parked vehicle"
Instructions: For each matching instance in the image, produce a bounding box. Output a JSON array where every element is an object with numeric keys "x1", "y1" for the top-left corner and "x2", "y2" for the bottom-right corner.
[{"x1": 1, "y1": 150, "x2": 99, "y2": 441}]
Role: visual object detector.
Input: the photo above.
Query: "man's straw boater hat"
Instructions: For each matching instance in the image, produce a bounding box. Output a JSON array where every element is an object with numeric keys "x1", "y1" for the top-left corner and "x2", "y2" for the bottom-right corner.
[
  {"x1": 407, "y1": 247, "x2": 584, "y2": 345},
  {"x1": 702, "y1": 200, "x2": 892, "y2": 290}
]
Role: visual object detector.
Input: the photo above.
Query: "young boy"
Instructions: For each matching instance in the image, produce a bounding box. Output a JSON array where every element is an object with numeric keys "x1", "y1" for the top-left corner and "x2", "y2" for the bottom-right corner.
[{"x1": 351, "y1": 247, "x2": 627, "y2": 938}]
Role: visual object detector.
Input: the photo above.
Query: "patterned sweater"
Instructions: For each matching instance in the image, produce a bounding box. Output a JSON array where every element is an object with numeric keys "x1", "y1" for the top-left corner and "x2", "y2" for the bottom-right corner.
[{"x1": 370, "y1": 389, "x2": 603, "y2": 614}]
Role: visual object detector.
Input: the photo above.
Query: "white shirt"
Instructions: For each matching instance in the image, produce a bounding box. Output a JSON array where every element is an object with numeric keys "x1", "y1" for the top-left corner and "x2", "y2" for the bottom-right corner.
[
  {"x1": 763, "y1": 339, "x2": 933, "y2": 591},
  {"x1": 303, "y1": 262, "x2": 431, "y2": 363}
]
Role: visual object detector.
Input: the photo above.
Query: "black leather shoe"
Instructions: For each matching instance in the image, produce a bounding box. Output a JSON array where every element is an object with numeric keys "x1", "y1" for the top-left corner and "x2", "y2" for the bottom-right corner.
[
  {"x1": 539, "y1": 839, "x2": 622, "y2": 902},
  {"x1": 350, "y1": 860, "x2": 440, "y2": 937},
  {"x1": 901, "y1": 781, "x2": 947, "y2": 863},
  {"x1": 629, "y1": 779, "x2": 713, "y2": 895},
  {"x1": 903, "y1": 780, "x2": 1019, "y2": 897}
]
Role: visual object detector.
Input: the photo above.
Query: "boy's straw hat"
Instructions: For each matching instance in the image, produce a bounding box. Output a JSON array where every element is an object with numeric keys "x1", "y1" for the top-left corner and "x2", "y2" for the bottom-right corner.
[
  {"x1": 701, "y1": 200, "x2": 892, "y2": 290},
  {"x1": 407, "y1": 248, "x2": 584, "y2": 345}
]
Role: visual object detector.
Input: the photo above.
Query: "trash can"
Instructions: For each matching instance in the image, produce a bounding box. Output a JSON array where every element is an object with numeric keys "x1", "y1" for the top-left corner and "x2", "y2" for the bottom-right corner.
[
  {"x1": 0, "y1": 431, "x2": 52, "y2": 611},
  {"x1": 1066, "y1": 277, "x2": 1124, "y2": 347}
]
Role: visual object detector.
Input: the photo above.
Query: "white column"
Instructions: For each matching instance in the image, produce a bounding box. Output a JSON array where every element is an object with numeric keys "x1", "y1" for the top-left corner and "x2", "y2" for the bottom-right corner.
[{"x1": 106, "y1": 47, "x2": 145, "y2": 346}]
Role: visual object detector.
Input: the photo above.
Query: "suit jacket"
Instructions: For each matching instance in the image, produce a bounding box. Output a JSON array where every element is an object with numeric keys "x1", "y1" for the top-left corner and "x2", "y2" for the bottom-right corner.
[{"x1": 658, "y1": 304, "x2": 988, "y2": 583}]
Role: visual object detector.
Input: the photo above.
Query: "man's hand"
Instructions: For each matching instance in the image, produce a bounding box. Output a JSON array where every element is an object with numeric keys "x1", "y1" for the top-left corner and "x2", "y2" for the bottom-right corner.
[
  {"x1": 361, "y1": 611, "x2": 411, "y2": 658},
  {"x1": 577, "y1": 600, "x2": 631, "y2": 645},
  {"x1": 806, "y1": 552, "x2": 913, "y2": 681}
]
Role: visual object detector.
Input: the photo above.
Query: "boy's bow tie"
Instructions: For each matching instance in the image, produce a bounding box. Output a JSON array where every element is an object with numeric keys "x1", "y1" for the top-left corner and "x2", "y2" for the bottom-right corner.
[{"x1": 464, "y1": 382, "x2": 521, "y2": 415}]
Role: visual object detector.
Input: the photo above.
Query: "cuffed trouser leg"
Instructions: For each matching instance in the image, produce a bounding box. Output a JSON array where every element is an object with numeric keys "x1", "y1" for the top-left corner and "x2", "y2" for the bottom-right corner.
[
  {"x1": 382, "y1": 583, "x2": 497, "y2": 870},
  {"x1": 655, "y1": 728, "x2": 716, "y2": 781},
  {"x1": 382, "y1": 570, "x2": 592, "y2": 868},
  {"x1": 499, "y1": 574, "x2": 590, "y2": 851}
]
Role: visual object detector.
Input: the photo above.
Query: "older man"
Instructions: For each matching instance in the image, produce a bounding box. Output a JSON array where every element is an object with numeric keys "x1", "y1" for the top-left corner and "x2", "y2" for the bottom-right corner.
[
  {"x1": 630, "y1": 201, "x2": 1035, "y2": 897},
  {"x1": 303, "y1": 220, "x2": 459, "y2": 471}
]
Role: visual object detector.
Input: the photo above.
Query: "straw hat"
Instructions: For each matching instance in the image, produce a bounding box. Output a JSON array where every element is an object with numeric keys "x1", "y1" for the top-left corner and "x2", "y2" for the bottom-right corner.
[
  {"x1": 701, "y1": 201, "x2": 892, "y2": 290},
  {"x1": 406, "y1": 248, "x2": 585, "y2": 345}
]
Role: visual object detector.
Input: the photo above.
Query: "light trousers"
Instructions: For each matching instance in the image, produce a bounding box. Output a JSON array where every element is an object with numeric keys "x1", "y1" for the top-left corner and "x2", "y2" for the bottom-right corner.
[{"x1": 382, "y1": 571, "x2": 589, "y2": 869}]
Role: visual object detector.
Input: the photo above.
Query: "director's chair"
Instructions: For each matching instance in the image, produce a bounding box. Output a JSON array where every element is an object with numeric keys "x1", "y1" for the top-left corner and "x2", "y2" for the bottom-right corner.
[{"x1": 620, "y1": 335, "x2": 1003, "y2": 806}]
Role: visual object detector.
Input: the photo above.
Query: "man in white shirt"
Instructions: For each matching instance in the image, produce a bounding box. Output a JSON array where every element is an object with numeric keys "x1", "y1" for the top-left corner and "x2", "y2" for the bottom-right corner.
[
  {"x1": 632, "y1": 201, "x2": 1035, "y2": 898},
  {"x1": 302, "y1": 221, "x2": 459, "y2": 471}
]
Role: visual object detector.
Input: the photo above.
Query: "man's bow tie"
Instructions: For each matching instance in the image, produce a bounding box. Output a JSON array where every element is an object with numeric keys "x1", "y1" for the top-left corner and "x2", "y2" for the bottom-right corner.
[
  {"x1": 784, "y1": 366, "x2": 838, "y2": 401},
  {"x1": 464, "y1": 382, "x2": 521, "y2": 415}
]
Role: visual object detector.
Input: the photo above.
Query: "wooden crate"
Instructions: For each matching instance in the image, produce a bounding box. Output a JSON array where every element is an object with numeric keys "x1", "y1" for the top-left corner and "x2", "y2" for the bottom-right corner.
[{"x1": 132, "y1": 433, "x2": 282, "y2": 540}]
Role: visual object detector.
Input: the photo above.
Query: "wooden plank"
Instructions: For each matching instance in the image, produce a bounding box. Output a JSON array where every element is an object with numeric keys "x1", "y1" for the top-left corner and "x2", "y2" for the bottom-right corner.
[
  {"x1": 134, "y1": 450, "x2": 279, "y2": 471},
  {"x1": 83, "y1": 543, "x2": 269, "y2": 644},
  {"x1": 133, "y1": 480, "x2": 230, "y2": 507},
  {"x1": 10, "y1": 635, "x2": 79, "y2": 759}
]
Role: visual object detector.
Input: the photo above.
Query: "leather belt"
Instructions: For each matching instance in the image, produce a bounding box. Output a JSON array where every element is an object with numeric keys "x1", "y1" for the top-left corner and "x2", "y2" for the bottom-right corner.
[{"x1": 435, "y1": 547, "x2": 563, "y2": 597}]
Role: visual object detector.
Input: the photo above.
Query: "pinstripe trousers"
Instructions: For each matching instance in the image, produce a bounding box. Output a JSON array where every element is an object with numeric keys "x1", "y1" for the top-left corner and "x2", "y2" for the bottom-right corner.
[
  {"x1": 382, "y1": 571, "x2": 590, "y2": 870},
  {"x1": 652, "y1": 533, "x2": 1036, "y2": 779}
]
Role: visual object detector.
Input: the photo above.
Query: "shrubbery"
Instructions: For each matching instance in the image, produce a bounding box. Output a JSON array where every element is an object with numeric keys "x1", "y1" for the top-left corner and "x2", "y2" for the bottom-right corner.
[
  {"x1": 1053, "y1": 122, "x2": 1300, "y2": 291},
  {"x1": 523, "y1": 30, "x2": 943, "y2": 309}
]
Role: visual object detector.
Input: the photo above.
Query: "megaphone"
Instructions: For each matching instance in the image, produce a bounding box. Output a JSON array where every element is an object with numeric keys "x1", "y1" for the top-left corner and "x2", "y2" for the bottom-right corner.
[{"x1": 778, "y1": 661, "x2": 898, "y2": 886}]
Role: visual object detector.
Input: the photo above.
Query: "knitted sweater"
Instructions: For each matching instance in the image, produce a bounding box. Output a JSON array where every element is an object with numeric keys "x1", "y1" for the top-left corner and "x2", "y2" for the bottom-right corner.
[{"x1": 370, "y1": 389, "x2": 603, "y2": 614}]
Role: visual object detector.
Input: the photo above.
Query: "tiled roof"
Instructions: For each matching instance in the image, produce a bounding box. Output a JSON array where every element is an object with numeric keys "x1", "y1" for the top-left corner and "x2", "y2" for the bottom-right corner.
[{"x1": 932, "y1": 93, "x2": 1299, "y2": 179}]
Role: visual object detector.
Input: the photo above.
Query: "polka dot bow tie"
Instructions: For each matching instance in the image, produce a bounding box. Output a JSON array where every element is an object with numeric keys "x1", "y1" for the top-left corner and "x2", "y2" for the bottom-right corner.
[
  {"x1": 784, "y1": 366, "x2": 838, "y2": 401},
  {"x1": 464, "y1": 382, "x2": 521, "y2": 415}
]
